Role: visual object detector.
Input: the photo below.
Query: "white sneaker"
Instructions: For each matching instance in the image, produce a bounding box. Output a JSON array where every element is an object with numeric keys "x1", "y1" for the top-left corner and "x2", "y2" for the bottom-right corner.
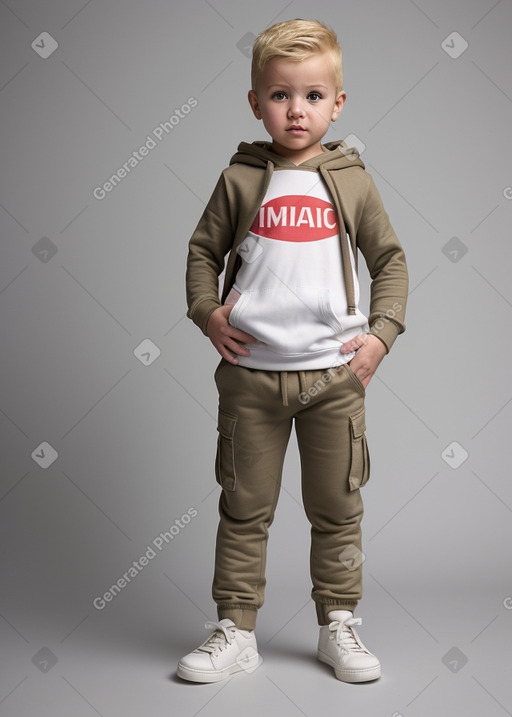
[
  {"x1": 317, "y1": 617, "x2": 381, "y2": 682},
  {"x1": 177, "y1": 618, "x2": 260, "y2": 683}
]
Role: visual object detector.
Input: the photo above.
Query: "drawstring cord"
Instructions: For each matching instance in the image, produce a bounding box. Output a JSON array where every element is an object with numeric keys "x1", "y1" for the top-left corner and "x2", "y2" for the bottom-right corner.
[
  {"x1": 280, "y1": 371, "x2": 288, "y2": 406},
  {"x1": 299, "y1": 371, "x2": 307, "y2": 398},
  {"x1": 279, "y1": 371, "x2": 309, "y2": 406}
]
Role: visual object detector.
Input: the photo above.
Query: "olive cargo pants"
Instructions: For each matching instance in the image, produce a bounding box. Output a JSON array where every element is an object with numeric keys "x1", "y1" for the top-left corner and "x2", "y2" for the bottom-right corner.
[{"x1": 212, "y1": 358, "x2": 370, "y2": 631}]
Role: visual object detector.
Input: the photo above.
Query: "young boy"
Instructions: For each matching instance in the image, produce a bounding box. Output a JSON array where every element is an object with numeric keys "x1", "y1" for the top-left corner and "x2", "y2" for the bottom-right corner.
[{"x1": 178, "y1": 18, "x2": 408, "y2": 684}]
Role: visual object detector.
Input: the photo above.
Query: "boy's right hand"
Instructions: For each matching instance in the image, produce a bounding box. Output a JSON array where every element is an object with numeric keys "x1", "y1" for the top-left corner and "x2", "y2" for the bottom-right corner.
[{"x1": 206, "y1": 305, "x2": 257, "y2": 364}]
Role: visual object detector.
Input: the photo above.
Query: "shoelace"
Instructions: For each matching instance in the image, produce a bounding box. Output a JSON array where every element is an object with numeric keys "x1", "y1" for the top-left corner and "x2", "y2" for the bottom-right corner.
[
  {"x1": 197, "y1": 621, "x2": 236, "y2": 655},
  {"x1": 330, "y1": 617, "x2": 367, "y2": 654}
]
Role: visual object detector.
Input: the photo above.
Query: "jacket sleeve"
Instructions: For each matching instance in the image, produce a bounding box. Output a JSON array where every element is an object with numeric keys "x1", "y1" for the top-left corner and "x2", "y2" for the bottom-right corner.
[
  {"x1": 185, "y1": 171, "x2": 235, "y2": 335},
  {"x1": 356, "y1": 175, "x2": 408, "y2": 353}
]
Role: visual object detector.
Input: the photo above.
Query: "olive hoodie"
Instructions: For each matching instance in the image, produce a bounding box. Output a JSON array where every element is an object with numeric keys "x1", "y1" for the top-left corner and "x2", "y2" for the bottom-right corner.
[{"x1": 186, "y1": 140, "x2": 408, "y2": 358}]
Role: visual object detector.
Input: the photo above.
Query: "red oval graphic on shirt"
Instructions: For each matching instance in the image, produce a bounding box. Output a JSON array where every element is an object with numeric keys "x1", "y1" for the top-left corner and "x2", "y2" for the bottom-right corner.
[{"x1": 249, "y1": 195, "x2": 338, "y2": 242}]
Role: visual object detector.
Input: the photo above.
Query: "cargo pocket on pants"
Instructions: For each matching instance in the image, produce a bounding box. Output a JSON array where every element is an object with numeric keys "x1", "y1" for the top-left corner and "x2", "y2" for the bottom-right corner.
[
  {"x1": 348, "y1": 407, "x2": 370, "y2": 491},
  {"x1": 215, "y1": 409, "x2": 237, "y2": 491}
]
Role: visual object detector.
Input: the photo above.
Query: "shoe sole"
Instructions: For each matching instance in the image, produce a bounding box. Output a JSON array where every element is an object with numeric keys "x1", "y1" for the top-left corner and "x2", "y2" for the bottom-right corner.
[
  {"x1": 177, "y1": 653, "x2": 260, "y2": 683},
  {"x1": 317, "y1": 651, "x2": 381, "y2": 683}
]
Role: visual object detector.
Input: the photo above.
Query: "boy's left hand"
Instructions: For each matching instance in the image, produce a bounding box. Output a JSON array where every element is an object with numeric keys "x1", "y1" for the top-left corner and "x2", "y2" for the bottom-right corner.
[{"x1": 340, "y1": 333, "x2": 387, "y2": 389}]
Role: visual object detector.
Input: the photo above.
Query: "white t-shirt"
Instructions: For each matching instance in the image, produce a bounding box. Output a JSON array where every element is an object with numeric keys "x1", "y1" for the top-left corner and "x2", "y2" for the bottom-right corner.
[{"x1": 226, "y1": 168, "x2": 369, "y2": 370}]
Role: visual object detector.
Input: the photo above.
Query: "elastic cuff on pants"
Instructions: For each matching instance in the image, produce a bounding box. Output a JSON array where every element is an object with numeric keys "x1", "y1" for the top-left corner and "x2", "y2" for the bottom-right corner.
[
  {"x1": 315, "y1": 600, "x2": 359, "y2": 625},
  {"x1": 217, "y1": 604, "x2": 258, "y2": 631}
]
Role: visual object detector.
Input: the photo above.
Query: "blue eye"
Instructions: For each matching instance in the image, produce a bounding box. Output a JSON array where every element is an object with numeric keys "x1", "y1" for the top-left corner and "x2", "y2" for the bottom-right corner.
[{"x1": 272, "y1": 92, "x2": 287, "y2": 100}]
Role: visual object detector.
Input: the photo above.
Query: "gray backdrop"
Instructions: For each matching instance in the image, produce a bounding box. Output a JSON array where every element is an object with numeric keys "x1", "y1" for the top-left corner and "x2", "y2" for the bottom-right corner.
[{"x1": 1, "y1": 1, "x2": 511, "y2": 715}]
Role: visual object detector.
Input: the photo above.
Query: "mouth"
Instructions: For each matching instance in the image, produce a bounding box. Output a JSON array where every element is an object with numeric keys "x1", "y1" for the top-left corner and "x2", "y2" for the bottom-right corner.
[{"x1": 286, "y1": 126, "x2": 306, "y2": 133}]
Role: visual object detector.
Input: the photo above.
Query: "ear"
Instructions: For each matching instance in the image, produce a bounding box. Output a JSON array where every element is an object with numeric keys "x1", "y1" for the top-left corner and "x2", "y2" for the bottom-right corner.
[
  {"x1": 248, "y1": 89, "x2": 262, "y2": 120},
  {"x1": 331, "y1": 90, "x2": 347, "y2": 122}
]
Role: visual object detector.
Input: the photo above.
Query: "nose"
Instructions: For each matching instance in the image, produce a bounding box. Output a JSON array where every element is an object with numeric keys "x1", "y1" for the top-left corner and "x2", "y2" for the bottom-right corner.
[{"x1": 287, "y1": 97, "x2": 306, "y2": 118}]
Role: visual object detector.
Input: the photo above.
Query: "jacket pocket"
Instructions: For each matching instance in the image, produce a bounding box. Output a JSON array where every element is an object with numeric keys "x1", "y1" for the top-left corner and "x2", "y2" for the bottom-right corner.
[
  {"x1": 348, "y1": 407, "x2": 370, "y2": 491},
  {"x1": 229, "y1": 287, "x2": 343, "y2": 356},
  {"x1": 215, "y1": 409, "x2": 237, "y2": 491}
]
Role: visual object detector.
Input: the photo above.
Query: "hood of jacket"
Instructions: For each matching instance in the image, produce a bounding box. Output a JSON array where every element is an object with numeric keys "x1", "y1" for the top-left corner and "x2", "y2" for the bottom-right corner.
[{"x1": 229, "y1": 139, "x2": 366, "y2": 172}]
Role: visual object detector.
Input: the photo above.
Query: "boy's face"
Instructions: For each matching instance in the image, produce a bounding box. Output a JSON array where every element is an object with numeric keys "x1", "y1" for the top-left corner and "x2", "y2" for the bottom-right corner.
[{"x1": 248, "y1": 53, "x2": 346, "y2": 164}]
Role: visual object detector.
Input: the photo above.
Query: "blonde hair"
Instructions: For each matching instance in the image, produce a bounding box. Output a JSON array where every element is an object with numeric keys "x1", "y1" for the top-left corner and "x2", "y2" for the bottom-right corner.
[{"x1": 251, "y1": 19, "x2": 343, "y2": 93}]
